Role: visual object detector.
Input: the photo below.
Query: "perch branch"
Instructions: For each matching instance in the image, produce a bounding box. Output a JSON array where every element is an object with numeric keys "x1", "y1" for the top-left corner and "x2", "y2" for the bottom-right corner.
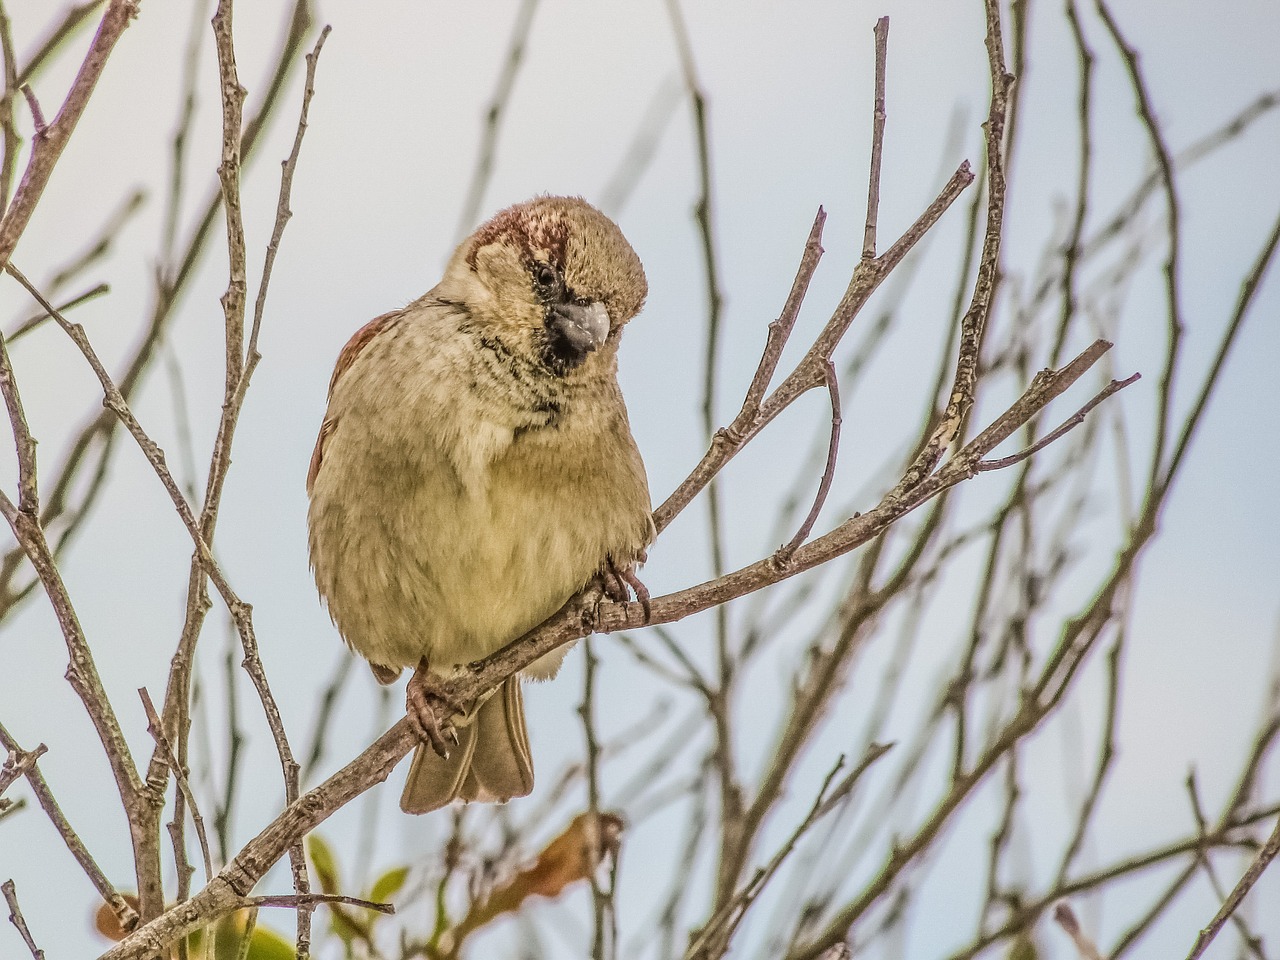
[{"x1": 100, "y1": 333, "x2": 1126, "y2": 960}]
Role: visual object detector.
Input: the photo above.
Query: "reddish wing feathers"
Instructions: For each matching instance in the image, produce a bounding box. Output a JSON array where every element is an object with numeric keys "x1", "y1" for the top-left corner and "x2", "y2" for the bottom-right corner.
[
  {"x1": 306, "y1": 420, "x2": 334, "y2": 493},
  {"x1": 306, "y1": 311, "x2": 401, "y2": 494},
  {"x1": 326, "y1": 311, "x2": 401, "y2": 396}
]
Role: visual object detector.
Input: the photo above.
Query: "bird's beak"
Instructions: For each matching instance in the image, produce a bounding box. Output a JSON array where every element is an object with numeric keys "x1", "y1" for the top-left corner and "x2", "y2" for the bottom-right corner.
[{"x1": 547, "y1": 301, "x2": 610, "y2": 356}]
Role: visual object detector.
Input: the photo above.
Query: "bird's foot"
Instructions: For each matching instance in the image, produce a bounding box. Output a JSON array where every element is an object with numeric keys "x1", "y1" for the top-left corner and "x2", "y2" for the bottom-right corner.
[
  {"x1": 406, "y1": 659, "x2": 467, "y2": 758},
  {"x1": 599, "y1": 554, "x2": 652, "y2": 623}
]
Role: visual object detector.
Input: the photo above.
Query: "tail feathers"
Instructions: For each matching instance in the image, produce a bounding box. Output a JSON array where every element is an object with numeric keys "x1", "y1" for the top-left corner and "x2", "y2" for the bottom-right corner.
[{"x1": 400, "y1": 678, "x2": 533, "y2": 814}]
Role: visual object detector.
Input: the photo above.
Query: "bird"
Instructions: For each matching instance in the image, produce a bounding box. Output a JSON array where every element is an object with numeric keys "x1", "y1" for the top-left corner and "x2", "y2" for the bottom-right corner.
[{"x1": 306, "y1": 195, "x2": 654, "y2": 814}]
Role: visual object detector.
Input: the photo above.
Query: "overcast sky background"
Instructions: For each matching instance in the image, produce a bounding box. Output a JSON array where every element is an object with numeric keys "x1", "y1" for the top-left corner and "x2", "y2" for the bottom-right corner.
[{"x1": 1, "y1": 1, "x2": 1279, "y2": 958}]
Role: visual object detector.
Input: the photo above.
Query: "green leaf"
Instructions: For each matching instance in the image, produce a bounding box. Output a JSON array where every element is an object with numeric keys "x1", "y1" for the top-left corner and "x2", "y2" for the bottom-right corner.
[
  {"x1": 368, "y1": 865, "x2": 409, "y2": 905},
  {"x1": 240, "y1": 925, "x2": 295, "y2": 960},
  {"x1": 212, "y1": 917, "x2": 294, "y2": 960},
  {"x1": 307, "y1": 833, "x2": 341, "y2": 896}
]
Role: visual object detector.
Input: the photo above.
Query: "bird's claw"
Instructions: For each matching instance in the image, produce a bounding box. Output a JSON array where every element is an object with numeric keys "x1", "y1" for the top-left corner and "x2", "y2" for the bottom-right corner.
[
  {"x1": 406, "y1": 660, "x2": 466, "y2": 759},
  {"x1": 600, "y1": 556, "x2": 652, "y2": 623}
]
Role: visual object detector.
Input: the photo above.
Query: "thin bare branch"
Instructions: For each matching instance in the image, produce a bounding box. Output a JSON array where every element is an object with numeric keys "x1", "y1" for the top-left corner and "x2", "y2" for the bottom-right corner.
[
  {"x1": 1160, "y1": 201, "x2": 1280, "y2": 492},
  {"x1": 7, "y1": 281, "x2": 109, "y2": 342},
  {"x1": 0, "y1": 721, "x2": 138, "y2": 932},
  {"x1": 599, "y1": 73, "x2": 683, "y2": 216},
  {"x1": 241, "y1": 23, "x2": 329, "y2": 389},
  {"x1": 1, "y1": 880, "x2": 43, "y2": 960},
  {"x1": 0, "y1": 0, "x2": 139, "y2": 275},
  {"x1": 0, "y1": 301, "x2": 37, "y2": 513},
  {"x1": 18, "y1": 83, "x2": 44, "y2": 135},
  {"x1": 1095, "y1": 0, "x2": 1185, "y2": 508},
  {"x1": 0, "y1": 0, "x2": 19, "y2": 212},
  {"x1": 655, "y1": 163, "x2": 972, "y2": 536},
  {"x1": 892, "y1": 0, "x2": 1011, "y2": 495},
  {"x1": 1186, "y1": 814, "x2": 1280, "y2": 960},
  {"x1": 205, "y1": 6, "x2": 320, "y2": 950},
  {"x1": 777, "y1": 360, "x2": 842, "y2": 559},
  {"x1": 139, "y1": 689, "x2": 213, "y2": 885},
  {"x1": 16, "y1": 2, "x2": 106, "y2": 87},
  {"x1": 579, "y1": 638, "x2": 616, "y2": 960},
  {"x1": 725, "y1": 208, "x2": 827, "y2": 450},
  {"x1": 689, "y1": 745, "x2": 892, "y2": 960},
  {"x1": 976, "y1": 372, "x2": 1140, "y2": 472},
  {"x1": 247, "y1": 894, "x2": 394, "y2": 915},
  {"x1": 861, "y1": 17, "x2": 888, "y2": 260}
]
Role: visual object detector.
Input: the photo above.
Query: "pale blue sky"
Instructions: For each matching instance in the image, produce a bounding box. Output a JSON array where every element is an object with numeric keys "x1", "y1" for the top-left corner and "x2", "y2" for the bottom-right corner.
[{"x1": 1, "y1": 1, "x2": 1278, "y2": 957}]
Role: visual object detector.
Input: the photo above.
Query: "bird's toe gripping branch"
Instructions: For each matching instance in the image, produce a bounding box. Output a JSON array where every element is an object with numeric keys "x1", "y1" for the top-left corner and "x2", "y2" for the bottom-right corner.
[
  {"x1": 599, "y1": 554, "x2": 652, "y2": 623},
  {"x1": 406, "y1": 659, "x2": 467, "y2": 758}
]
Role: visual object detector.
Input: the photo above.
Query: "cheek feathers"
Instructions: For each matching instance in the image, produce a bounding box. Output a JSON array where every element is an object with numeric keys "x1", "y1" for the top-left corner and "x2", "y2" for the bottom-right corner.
[{"x1": 466, "y1": 244, "x2": 546, "y2": 332}]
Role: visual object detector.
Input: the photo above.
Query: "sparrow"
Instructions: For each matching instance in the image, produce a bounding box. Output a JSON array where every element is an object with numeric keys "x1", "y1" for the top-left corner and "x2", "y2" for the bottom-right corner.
[{"x1": 306, "y1": 196, "x2": 654, "y2": 813}]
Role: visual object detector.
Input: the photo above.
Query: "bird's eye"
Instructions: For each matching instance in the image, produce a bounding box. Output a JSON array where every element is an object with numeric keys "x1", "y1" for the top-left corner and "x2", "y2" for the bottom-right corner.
[{"x1": 534, "y1": 264, "x2": 557, "y2": 290}]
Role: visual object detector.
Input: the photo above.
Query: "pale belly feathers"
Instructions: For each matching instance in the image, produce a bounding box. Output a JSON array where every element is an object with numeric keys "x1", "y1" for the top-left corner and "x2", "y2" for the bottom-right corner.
[{"x1": 307, "y1": 313, "x2": 651, "y2": 679}]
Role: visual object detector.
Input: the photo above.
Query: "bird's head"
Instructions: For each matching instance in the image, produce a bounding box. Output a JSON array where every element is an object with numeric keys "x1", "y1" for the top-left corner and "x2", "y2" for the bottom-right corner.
[{"x1": 437, "y1": 196, "x2": 647, "y2": 378}]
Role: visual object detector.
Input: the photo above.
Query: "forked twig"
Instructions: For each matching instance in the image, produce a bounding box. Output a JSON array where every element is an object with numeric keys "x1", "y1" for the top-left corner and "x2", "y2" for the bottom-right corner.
[
  {"x1": 139, "y1": 688, "x2": 213, "y2": 884},
  {"x1": 0, "y1": 721, "x2": 138, "y2": 932},
  {"x1": 687, "y1": 744, "x2": 892, "y2": 960},
  {"x1": 18, "y1": 84, "x2": 45, "y2": 136},
  {"x1": 0, "y1": 0, "x2": 139, "y2": 274},
  {"x1": 1185, "y1": 813, "x2": 1280, "y2": 960},
  {"x1": 977, "y1": 372, "x2": 1140, "y2": 472},
  {"x1": 732, "y1": 209, "x2": 827, "y2": 444}
]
